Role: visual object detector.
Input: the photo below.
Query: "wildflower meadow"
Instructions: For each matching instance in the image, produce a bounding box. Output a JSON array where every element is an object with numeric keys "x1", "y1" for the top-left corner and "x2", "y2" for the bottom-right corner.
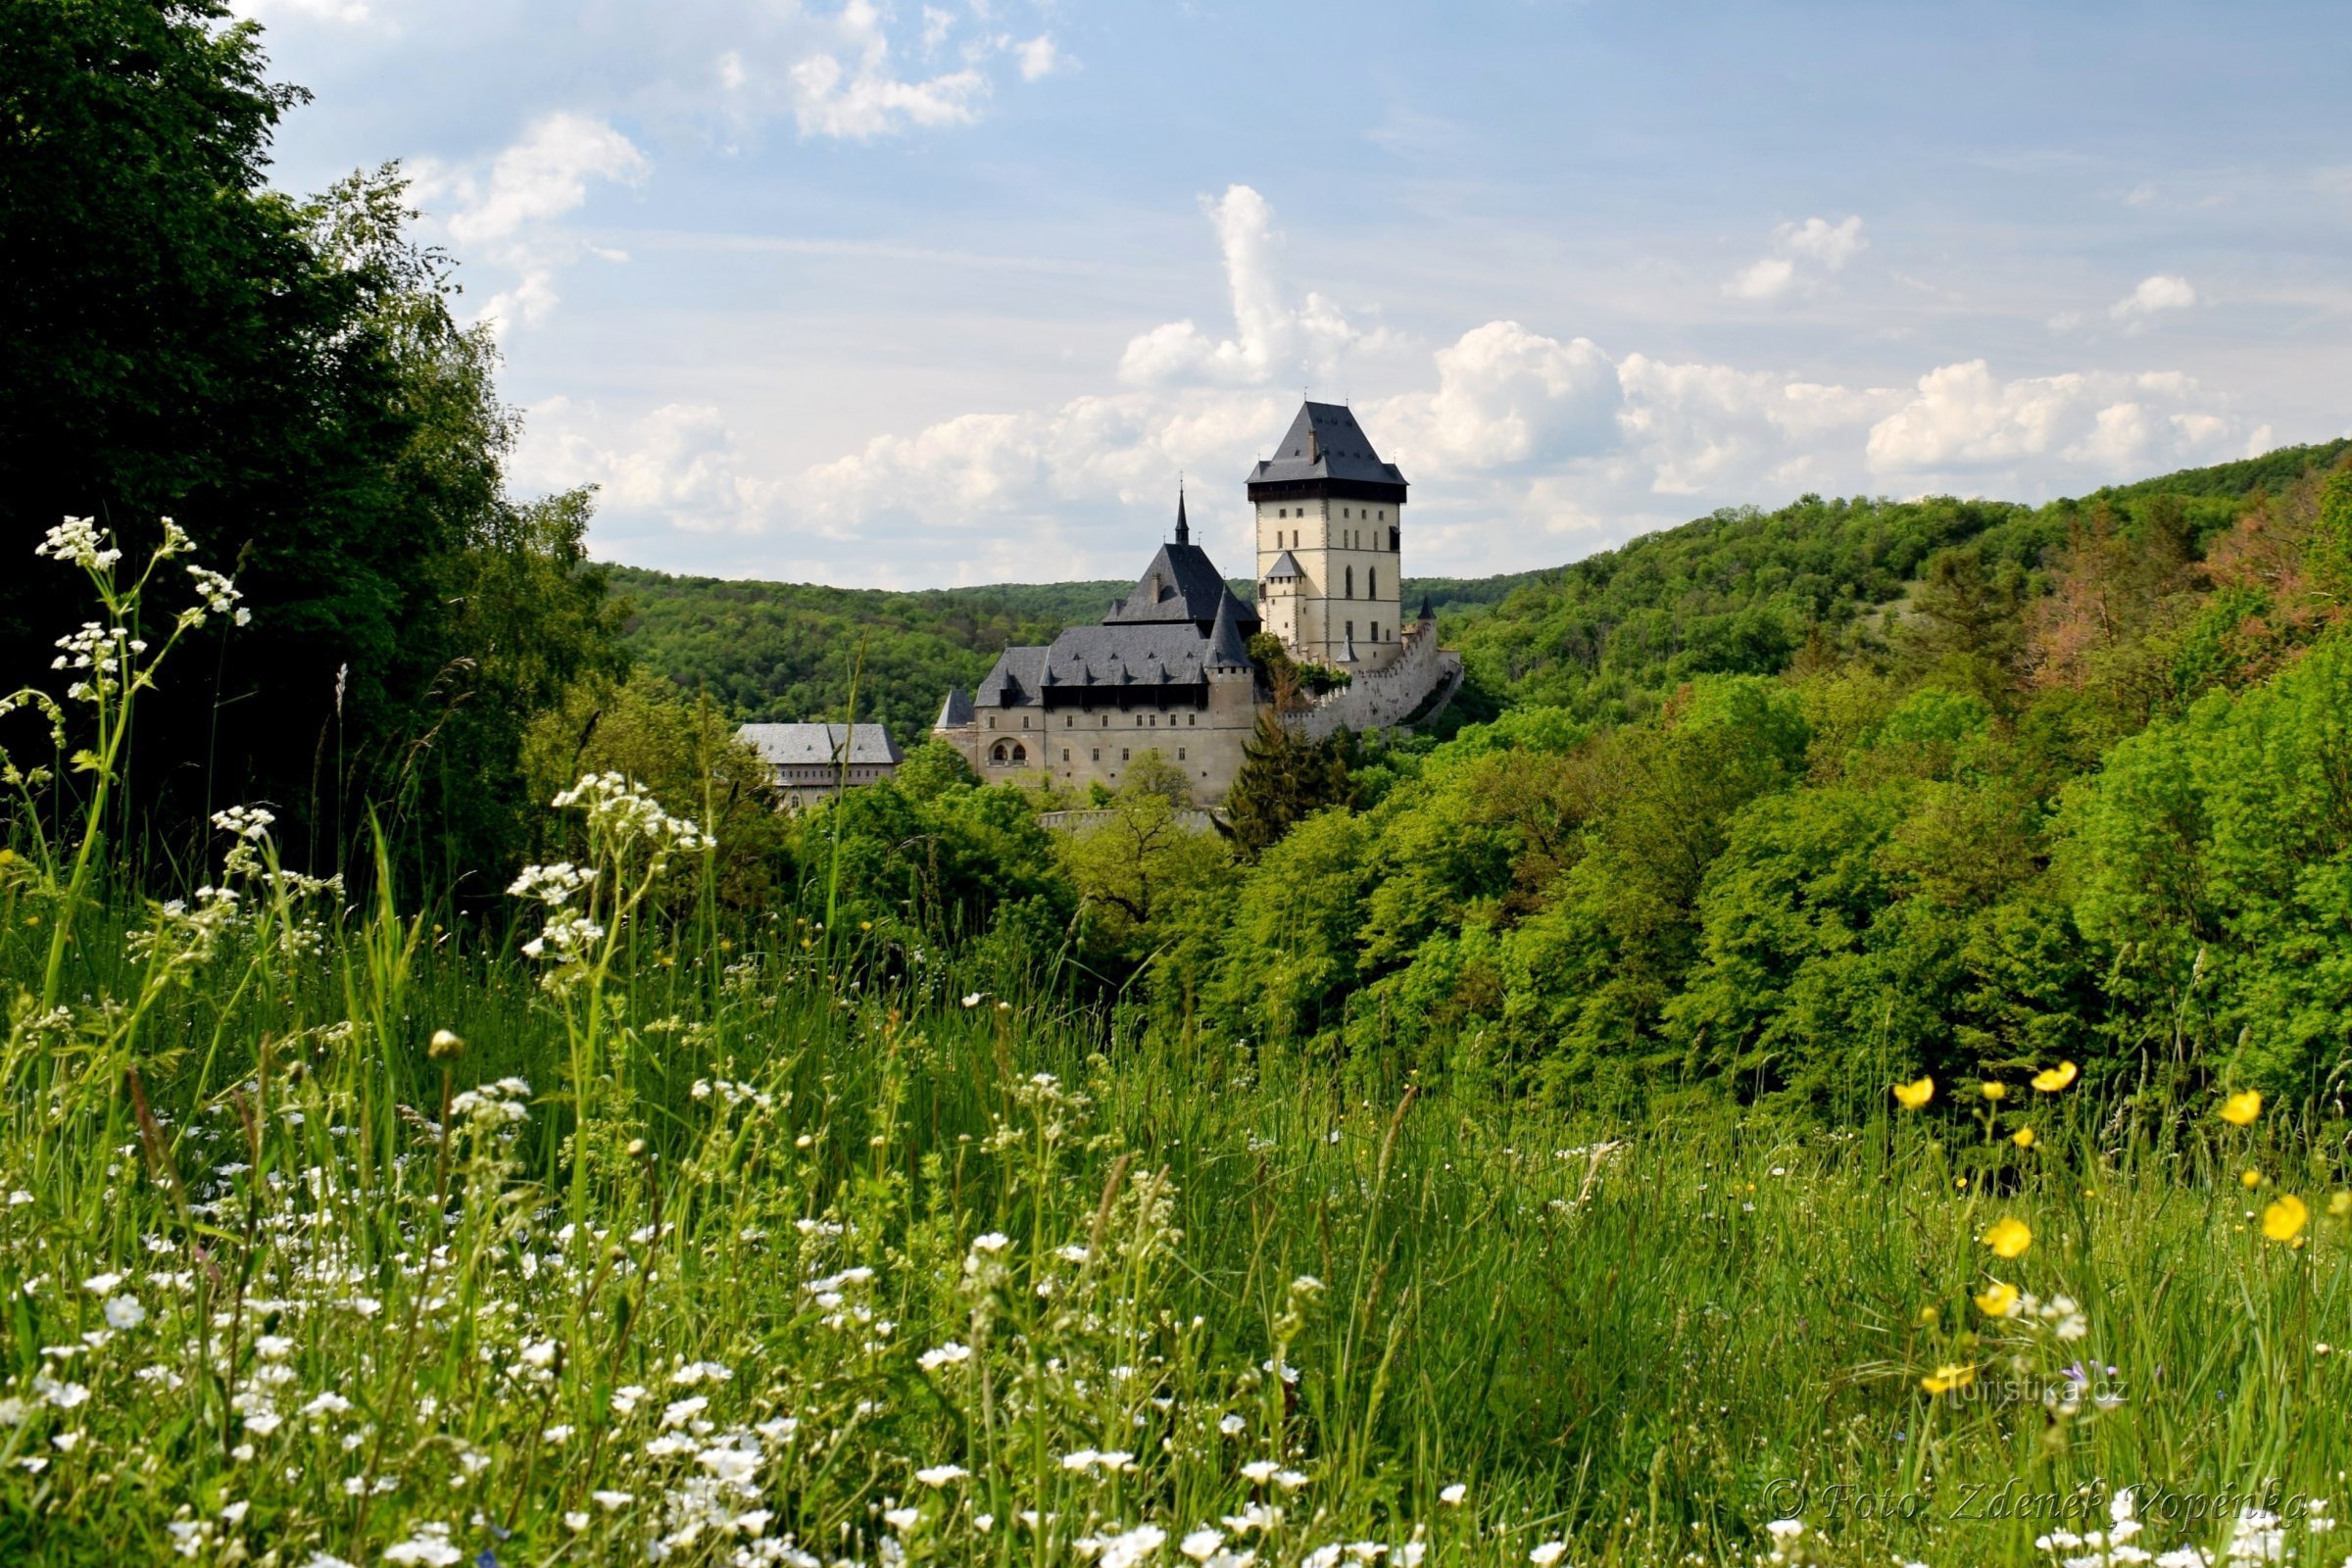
[{"x1": 1, "y1": 524, "x2": 2347, "y2": 1567}]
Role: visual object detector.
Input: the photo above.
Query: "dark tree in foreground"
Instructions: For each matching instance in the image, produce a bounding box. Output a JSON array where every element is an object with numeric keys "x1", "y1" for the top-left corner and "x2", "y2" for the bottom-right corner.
[{"x1": 0, "y1": 0, "x2": 621, "y2": 884}]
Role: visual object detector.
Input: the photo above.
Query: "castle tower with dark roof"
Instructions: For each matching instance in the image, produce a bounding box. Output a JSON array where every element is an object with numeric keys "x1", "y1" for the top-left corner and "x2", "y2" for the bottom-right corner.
[{"x1": 1248, "y1": 401, "x2": 1408, "y2": 672}]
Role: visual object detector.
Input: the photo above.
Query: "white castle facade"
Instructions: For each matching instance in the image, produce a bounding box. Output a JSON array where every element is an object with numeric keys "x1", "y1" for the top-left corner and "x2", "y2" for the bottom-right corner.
[{"x1": 932, "y1": 401, "x2": 1460, "y2": 807}]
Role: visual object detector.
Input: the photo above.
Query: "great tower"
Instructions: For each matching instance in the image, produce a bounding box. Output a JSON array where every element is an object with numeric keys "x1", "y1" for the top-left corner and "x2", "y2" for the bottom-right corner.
[{"x1": 1248, "y1": 402, "x2": 1408, "y2": 672}]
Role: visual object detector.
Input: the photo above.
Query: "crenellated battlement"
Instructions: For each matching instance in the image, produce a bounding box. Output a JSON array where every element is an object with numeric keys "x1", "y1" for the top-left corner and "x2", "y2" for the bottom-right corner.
[{"x1": 1294, "y1": 614, "x2": 1460, "y2": 741}]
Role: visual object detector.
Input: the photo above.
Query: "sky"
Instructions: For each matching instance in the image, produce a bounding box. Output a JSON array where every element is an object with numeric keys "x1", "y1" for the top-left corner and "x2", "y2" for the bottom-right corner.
[{"x1": 235, "y1": 0, "x2": 2352, "y2": 589}]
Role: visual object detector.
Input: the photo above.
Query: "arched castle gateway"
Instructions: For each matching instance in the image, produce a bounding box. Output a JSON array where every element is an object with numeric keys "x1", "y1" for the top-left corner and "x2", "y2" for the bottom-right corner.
[{"x1": 932, "y1": 402, "x2": 1461, "y2": 807}]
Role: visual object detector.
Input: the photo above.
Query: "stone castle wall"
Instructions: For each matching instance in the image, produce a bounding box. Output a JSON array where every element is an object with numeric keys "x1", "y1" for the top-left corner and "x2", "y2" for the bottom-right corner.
[
  {"x1": 937, "y1": 666, "x2": 1261, "y2": 807},
  {"x1": 1294, "y1": 617, "x2": 1460, "y2": 742}
]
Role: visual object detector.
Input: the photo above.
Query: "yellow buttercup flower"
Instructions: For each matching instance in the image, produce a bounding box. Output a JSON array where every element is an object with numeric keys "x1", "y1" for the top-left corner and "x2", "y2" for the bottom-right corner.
[
  {"x1": 1922, "y1": 1363, "x2": 1978, "y2": 1396},
  {"x1": 1981, "y1": 1081, "x2": 2007, "y2": 1102},
  {"x1": 1893, "y1": 1076, "x2": 1935, "y2": 1110},
  {"x1": 1974, "y1": 1281, "x2": 2021, "y2": 1318},
  {"x1": 1983, "y1": 1215, "x2": 2033, "y2": 1259},
  {"x1": 1916, "y1": 1304, "x2": 1940, "y2": 1327},
  {"x1": 2032, "y1": 1060, "x2": 2079, "y2": 1093},
  {"x1": 2220, "y1": 1090, "x2": 2262, "y2": 1126},
  {"x1": 2242, "y1": 1168, "x2": 2264, "y2": 1189},
  {"x1": 2012, "y1": 1126, "x2": 2036, "y2": 1149},
  {"x1": 2264, "y1": 1195, "x2": 2309, "y2": 1244},
  {"x1": 2330, "y1": 1192, "x2": 2352, "y2": 1220}
]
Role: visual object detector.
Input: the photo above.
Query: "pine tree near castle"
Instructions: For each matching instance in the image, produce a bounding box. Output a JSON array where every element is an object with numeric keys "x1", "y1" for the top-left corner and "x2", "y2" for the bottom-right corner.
[{"x1": 1221, "y1": 704, "x2": 1352, "y2": 860}]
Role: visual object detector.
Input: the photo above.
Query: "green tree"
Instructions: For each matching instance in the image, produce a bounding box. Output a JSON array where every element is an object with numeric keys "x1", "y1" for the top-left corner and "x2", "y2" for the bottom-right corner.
[
  {"x1": 0, "y1": 2, "x2": 618, "y2": 882},
  {"x1": 1059, "y1": 753, "x2": 1233, "y2": 966},
  {"x1": 1223, "y1": 712, "x2": 1352, "y2": 859}
]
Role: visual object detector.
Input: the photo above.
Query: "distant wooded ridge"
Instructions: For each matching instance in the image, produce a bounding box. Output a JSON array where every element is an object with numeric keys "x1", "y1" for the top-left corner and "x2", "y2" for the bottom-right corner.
[{"x1": 612, "y1": 437, "x2": 2351, "y2": 744}]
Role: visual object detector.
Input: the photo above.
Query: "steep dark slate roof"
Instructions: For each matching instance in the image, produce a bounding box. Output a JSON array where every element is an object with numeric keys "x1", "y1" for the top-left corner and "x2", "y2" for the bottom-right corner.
[
  {"x1": 1249, "y1": 401, "x2": 1407, "y2": 491},
  {"x1": 975, "y1": 646, "x2": 1050, "y2": 708},
  {"x1": 1044, "y1": 622, "x2": 1226, "y2": 688},
  {"x1": 1105, "y1": 540, "x2": 1242, "y2": 630},
  {"x1": 963, "y1": 533, "x2": 1263, "y2": 711},
  {"x1": 1206, "y1": 593, "x2": 1252, "y2": 669},
  {"x1": 739, "y1": 722, "x2": 903, "y2": 766},
  {"x1": 934, "y1": 688, "x2": 975, "y2": 728},
  {"x1": 1265, "y1": 549, "x2": 1304, "y2": 581}
]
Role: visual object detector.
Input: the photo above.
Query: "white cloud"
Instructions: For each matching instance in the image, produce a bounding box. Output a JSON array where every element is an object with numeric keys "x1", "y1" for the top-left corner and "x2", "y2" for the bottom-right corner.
[
  {"x1": 522, "y1": 399, "x2": 784, "y2": 535},
  {"x1": 411, "y1": 114, "x2": 650, "y2": 332},
  {"x1": 1116, "y1": 185, "x2": 1391, "y2": 388},
  {"x1": 699, "y1": 0, "x2": 994, "y2": 140},
  {"x1": 1865, "y1": 359, "x2": 2237, "y2": 479},
  {"x1": 1012, "y1": 34, "x2": 1063, "y2": 82},
  {"x1": 1724, "y1": 215, "x2": 1867, "y2": 301},
  {"x1": 1616, "y1": 357, "x2": 1898, "y2": 495},
  {"x1": 2108, "y1": 273, "x2": 2197, "y2": 330},
  {"x1": 1375, "y1": 321, "x2": 1619, "y2": 470},
  {"x1": 1781, "y1": 216, "x2": 1869, "y2": 270}
]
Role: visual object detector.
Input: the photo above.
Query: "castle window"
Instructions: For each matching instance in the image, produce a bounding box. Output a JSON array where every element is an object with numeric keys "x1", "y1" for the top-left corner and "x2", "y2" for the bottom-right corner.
[
  {"x1": 986, "y1": 716, "x2": 996, "y2": 730},
  {"x1": 1022, "y1": 715, "x2": 1030, "y2": 728},
  {"x1": 1345, "y1": 565, "x2": 1353, "y2": 598},
  {"x1": 1347, "y1": 620, "x2": 1355, "y2": 641},
  {"x1": 1278, "y1": 507, "x2": 1288, "y2": 517},
  {"x1": 990, "y1": 742, "x2": 1007, "y2": 762},
  {"x1": 1178, "y1": 748, "x2": 1187, "y2": 760},
  {"x1": 1343, "y1": 506, "x2": 1350, "y2": 517},
  {"x1": 1389, "y1": 526, "x2": 1398, "y2": 551},
  {"x1": 1062, "y1": 749, "x2": 1070, "y2": 761},
  {"x1": 1121, "y1": 748, "x2": 1130, "y2": 761},
  {"x1": 1092, "y1": 749, "x2": 1100, "y2": 761},
  {"x1": 1188, "y1": 714, "x2": 1196, "y2": 725},
  {"x1": 1368, "y1": 567, "x2": 1377, "y2": 599}
]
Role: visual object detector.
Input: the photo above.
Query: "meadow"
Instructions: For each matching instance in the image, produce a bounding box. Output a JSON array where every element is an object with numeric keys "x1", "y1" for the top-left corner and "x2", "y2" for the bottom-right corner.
[{"x1": 3, "y1": 525, "x2": 2348, "y2": 1568}]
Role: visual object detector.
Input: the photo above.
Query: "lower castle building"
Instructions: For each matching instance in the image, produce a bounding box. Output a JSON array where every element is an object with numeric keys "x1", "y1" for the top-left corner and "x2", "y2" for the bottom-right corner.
[{"x1": 932, "y1": 401, "x2": 1460, "y2": 807}]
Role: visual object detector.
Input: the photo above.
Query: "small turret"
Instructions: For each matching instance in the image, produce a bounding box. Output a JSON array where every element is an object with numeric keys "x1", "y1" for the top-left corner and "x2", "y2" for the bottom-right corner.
[
  {"x1": 1175, "y1": 487, "x2": 1190, "y2": 545},
  {"x1": 1418, "y1": 593, "x2": 1434, "y2": 622},
  {"x1": 1205, "y1": 591, "x2": 1252, "y2": 671}
]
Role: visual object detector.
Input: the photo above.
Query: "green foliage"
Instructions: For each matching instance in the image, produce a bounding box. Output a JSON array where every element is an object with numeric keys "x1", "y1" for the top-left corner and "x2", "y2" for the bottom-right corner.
[
  {"x1": 1221, "y1": 710, "x2": 1353, "y2": 860},
  {"x1": 1056, "y1": 753, "x2": 1233, "y2": 969},
  {"x1": 519, "y1": 669, "x2": 789, "y2": 908},
  {"x1": 2057, "y1": 633, "x2": 2352, "y2": 1090},
  {"x1": 0, "y1": 5, "x2": 621, "y2": 882},
  {"x1": 1451, "y1": 494, "x2": 2028, "y2": 722}
]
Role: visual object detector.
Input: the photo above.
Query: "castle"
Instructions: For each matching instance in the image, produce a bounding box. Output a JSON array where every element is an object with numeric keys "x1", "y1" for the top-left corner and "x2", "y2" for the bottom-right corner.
[{"x1": 931, "y1": 402, "x2": 1460, "y2": 807}]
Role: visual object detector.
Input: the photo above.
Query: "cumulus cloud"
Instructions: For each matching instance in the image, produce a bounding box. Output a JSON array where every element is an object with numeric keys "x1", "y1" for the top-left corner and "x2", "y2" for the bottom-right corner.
[
  {"x1": 2108, "y1": 273, "x2": 2197, "y2": 330},
  {"x1": 1011, "y1": 35, "x2": 1064, "y2": 82},
  {"x1": 1865, "y1": 360, "x2": 2237, "y2": 480},
  {"x1": 520, "y1": 399, "x2": 785, "y2": 535},
  {"x1": 411, "y1": 114, "x2": 650, "y2": 332},
  {"x1": 1116, "y1": 185, "x2": 1391, "y2": 388},
  {"x1": 1618, "y1": 358, "x2": 1899, "y2": 495},
  {"x1": 1374, "y1": 321, "x2": 1619, "y2": 470},
  {"x1": 1724, "y1": 215, "x2": 1867, "y2": 301}
]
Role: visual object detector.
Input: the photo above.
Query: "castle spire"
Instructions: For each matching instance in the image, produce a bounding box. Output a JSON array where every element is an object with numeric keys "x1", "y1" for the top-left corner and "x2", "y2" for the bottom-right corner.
[{"x1": 1175, "y1": 485, "x2": 1190, "y2": 545}]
